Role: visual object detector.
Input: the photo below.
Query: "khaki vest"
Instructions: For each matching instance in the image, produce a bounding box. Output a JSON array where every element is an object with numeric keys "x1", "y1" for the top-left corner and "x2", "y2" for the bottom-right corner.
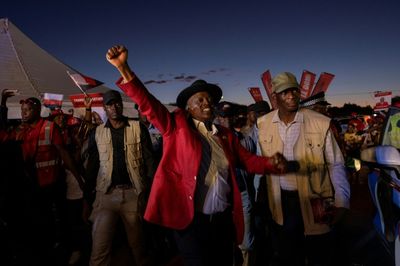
[
  {"x1": 95, "y1": 120, "x2": 145, "y2": 194},
  {"x1": 258, "y1": 108, "x2": 333, "y2": 235}
]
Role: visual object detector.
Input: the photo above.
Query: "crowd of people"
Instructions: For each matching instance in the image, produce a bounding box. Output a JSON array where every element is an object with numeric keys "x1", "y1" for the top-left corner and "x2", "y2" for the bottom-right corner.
[{"x1": 0, "y1": 44, "x2": 391, "y2": 266}]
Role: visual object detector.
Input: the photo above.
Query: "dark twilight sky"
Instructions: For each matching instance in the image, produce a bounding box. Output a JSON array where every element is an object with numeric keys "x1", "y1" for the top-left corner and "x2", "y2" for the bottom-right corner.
[{"x1": 2, "y1": 0, "x2": 400, "y2": 107}]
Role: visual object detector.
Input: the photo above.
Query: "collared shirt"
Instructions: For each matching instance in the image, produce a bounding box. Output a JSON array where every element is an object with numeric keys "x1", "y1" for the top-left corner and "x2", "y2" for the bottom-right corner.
[
  {"x1": 272, "y1": 111, "x2": 350, "y2": 207},
  {"x1": 192, "y1": 119, "x2": 231, "y2": 214},
  {"x1": 272, "y1": 112, "x2": 302, "y2": 190}
]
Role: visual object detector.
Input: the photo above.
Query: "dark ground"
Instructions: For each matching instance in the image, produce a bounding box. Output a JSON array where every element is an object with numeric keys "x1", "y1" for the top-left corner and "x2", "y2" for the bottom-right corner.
[{"x1": 0, "y1": 168, "x2": 395, "y2": 266}]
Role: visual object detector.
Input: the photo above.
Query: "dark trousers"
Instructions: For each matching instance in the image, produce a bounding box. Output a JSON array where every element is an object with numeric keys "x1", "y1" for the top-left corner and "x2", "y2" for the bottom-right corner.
[
  {"x1": 66, "y1": 199, "x2": 91, "y2": 257},
  {"x1": 23, "y1": 183, "x2": 67, "y2": 266},
  {"x1": 174, "y1": 209, "x2": 235, "y2": 266},
  {"x1": 271, "y1": 190, "x2": 334, "y2": 266}
]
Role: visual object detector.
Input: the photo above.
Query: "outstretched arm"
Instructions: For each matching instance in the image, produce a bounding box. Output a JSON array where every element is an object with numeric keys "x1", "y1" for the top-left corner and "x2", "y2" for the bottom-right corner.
[{"x1": 106, "y1": 45, "x2": 175, "y2": 136}]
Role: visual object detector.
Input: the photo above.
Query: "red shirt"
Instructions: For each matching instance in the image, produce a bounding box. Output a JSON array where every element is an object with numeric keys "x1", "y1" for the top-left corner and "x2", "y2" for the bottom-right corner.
[
  {"x1": 1, "y1": 118, "x2": 63, "y2": 161},
  {"x1": 349, "y1": 118, "x2": 365, "y2": 132}
]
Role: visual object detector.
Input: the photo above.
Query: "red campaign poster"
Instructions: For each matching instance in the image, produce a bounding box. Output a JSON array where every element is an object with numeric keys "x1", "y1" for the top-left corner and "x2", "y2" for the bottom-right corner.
[
  {"x1": 373, "y1": 91, "x2": 392, "y2": 110},
  {"x1": 261, "y1": 70, "x2": 277, "y2": 109},
  {"x1": 311, "y1": 72, "x2": 335, "y2": 96},
  {"x1": 248, "y1": 87, "x2": 263, "y2": 102},
  {"x1": 69, "y1": 92, "x2": 104, "y2": 108},
  {"x1": 299, "y1": 70, "x2": 316, "y2": 99}
]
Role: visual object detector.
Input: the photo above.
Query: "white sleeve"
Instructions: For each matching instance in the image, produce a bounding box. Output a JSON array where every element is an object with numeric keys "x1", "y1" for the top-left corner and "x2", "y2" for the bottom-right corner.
[{"x1": 324, "y1": 130, "x2": 350, "y2": 208}]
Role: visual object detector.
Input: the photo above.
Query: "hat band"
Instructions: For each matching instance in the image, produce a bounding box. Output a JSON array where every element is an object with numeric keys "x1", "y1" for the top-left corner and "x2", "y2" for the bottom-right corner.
[{"x1": 301, "y1": 98, "x2": 326, "y2": 107}]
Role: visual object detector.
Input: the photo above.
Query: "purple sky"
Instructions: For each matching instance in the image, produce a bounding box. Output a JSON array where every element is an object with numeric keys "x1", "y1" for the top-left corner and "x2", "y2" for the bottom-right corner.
[{"x1": 2, "y1": 0, "x2": 400, "y2": 107}]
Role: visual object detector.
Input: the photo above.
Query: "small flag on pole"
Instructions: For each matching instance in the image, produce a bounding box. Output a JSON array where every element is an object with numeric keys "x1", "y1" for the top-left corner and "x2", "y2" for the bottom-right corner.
[
  {"x1": 67, "y1": 71, "x2": 104, "y2": 95},
  {"x1": 43, "y1": 93, "x2": 64, "y2": 109}
]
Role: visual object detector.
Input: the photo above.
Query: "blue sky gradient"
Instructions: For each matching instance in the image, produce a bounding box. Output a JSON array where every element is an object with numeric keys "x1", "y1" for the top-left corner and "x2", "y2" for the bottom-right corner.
[{"x1": 2, "y1": 0, "x2": 400, "y2": 107}]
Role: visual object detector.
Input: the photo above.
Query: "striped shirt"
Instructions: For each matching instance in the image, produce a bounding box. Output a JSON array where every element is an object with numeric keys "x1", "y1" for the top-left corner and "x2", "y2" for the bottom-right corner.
[{"x1": 273, "y1": 112, "x2": 301, "y2": 190}]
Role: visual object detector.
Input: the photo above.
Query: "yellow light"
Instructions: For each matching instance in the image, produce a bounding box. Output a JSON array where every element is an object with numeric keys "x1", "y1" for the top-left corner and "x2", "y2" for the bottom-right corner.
[{"x1": 354, "y1": 158, "x2": 361, "y2": 171}]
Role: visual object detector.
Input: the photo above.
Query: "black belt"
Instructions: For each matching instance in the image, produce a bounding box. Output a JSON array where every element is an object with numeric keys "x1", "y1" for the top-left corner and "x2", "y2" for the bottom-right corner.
[{"x1": 281, "y1": 189, "x2": 299, "y2": 197}]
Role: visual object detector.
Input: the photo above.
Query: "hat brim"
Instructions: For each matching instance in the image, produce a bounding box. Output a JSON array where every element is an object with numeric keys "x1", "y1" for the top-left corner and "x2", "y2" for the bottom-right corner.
[
  {"x1": 300, "y1": 98, "x2": 331, "y2": 108},
  {"x1": 176, "y1": 83, "x2": 222, "y2": 109},
  {"x1": 318, "y1": 101, "x2": 331, "y2": 106}
]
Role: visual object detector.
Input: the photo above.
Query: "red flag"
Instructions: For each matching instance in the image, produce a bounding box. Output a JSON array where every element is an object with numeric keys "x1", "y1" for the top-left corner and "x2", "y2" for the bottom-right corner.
[
  {"x1": 311, "y1": 72, "x2": 335, "y2": 96},
  {"x1": 299, "y1": 70, "x2": 316, "y2": 99},
  {"x1": 67, "y1": 71, "x2": 104, "y2": 92},
  {"x1": 248, "y1": 87, "x2": 263, "y2": 102},
  {"x1": 261, "y1": 70, "x2": 277, "y2": 109},
  {"x1": 69, "y1": 93, "x2": 104, "y2": 108},
  {"x1": 43, "y1": 93, "x2": 63, "y2": 109}
]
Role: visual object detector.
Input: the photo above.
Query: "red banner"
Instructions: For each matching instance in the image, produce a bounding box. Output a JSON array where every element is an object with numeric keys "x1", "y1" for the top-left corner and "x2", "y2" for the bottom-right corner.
[
  {"x1": 311, "y1": 72, "x2": 335, "y2": 96},
  {"x1": 299, "y1": 70, "x2": 316, "y2": 99},
  {"x1": 373, "y1": 91, "x2": 392, "y2": 110},
  {"x1": 248, "y1": 87, "x2": 263, "y2": 102},
  {"x1": 69, "y1": 92, "x2": 104, "y2": 108},
  {"x1": 261, "y1": 70, "x2": 277, "y2": 109}
]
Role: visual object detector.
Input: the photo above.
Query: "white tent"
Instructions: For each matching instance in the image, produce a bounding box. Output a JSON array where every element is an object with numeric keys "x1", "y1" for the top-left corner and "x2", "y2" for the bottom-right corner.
[{"x1": 0, "y1": 17, "x2": 139, "y2": 119}]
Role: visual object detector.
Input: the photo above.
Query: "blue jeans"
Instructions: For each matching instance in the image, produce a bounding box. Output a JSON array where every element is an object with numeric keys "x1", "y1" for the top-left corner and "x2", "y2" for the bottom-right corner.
[{"x1": 239, "y1": 190, "x2": 255, "y2": 251}]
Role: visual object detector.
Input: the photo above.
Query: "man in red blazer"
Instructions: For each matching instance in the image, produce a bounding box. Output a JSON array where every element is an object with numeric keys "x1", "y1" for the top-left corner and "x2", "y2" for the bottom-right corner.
[{"x1": 106, "y1": 45, "x2": 288, "y2": 266}]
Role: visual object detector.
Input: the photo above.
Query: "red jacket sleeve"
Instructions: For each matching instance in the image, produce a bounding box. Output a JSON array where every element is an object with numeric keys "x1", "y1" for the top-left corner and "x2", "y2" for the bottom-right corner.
[{"x1": 117, "y1": 76, "x2": 175, "y2": 136}]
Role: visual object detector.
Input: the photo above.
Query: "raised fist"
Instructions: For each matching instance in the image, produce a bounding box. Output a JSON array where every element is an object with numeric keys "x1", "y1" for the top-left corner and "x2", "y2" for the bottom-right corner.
[{"x1": 106, "y1": 45, "x2": 128, "y2": 68}]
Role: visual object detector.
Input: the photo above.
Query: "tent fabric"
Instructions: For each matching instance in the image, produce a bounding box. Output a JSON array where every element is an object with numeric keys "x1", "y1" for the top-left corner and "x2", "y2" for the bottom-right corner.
[{"x1": 0, "y1": 18, "x2": 139, "y2": 119}]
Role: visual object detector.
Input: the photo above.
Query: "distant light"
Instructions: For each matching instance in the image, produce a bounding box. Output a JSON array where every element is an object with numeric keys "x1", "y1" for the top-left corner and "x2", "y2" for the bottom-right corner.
[{"x1": 354, "y1": 159, "x2": 361, "y2": 171}]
